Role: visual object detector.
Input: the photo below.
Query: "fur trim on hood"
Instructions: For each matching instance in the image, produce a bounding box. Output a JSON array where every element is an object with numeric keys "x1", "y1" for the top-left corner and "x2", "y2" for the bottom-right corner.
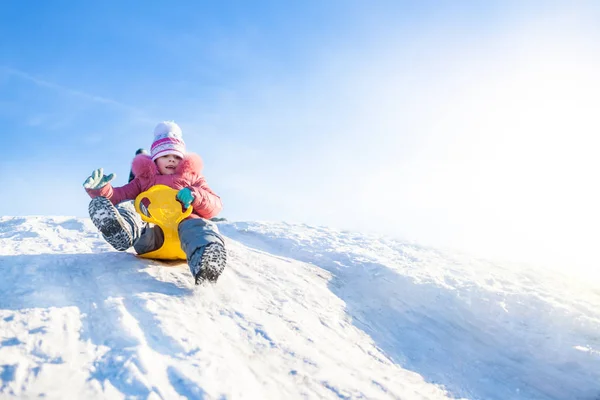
[{"x1": 131, "y1": 153, "x2": 204, "y2": 181}]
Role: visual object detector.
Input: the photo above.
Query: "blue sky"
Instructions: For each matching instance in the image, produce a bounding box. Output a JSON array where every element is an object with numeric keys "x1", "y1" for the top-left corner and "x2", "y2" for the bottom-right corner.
[{"x1": 2, "y1": 1, "x2": 600, "y2": 275}]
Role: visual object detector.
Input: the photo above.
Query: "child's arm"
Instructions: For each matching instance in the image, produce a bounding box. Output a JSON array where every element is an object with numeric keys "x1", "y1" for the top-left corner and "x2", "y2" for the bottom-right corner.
[
  {"x1": 186, "y1": 178, "x2": 223, "y2": 219},
  {"x1": 85, "y1": 174, "x2": 143, "y2": 205}
]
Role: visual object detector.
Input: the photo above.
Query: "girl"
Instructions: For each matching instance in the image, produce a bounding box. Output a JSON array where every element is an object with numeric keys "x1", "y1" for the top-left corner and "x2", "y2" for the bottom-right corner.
[{"x1": 83, "y1": 121, "x2": 226, "y2": 285}]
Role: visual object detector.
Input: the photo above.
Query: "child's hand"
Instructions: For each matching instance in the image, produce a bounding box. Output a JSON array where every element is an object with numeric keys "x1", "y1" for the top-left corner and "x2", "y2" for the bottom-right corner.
[
  {"x1": 83, "y1": 168, "x2": 115, "y2": 189},
  {"x1": 176, "y1": 187, "x2": 195, "y2": 209}
]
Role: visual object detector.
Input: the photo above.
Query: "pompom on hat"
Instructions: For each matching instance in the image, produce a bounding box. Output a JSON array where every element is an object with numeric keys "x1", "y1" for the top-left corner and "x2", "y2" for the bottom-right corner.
[{"x1": 150, "y1": 121, "x2": 186, "y2": 161}]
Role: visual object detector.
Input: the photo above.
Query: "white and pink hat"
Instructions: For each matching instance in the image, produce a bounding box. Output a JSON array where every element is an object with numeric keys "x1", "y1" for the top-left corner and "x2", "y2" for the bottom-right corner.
[{"x1": 150, "y1": 121, "x2": 186, "y2": 161}]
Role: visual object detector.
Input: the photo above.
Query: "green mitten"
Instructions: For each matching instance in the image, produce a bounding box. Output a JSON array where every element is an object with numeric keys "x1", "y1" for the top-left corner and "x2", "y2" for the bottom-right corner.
[
  {"x1": 83, "y1": 168, "x2": 115, "y2": 189},
  {"x1": 176, "y1": 187, "x2": 195, "y2": 208}
]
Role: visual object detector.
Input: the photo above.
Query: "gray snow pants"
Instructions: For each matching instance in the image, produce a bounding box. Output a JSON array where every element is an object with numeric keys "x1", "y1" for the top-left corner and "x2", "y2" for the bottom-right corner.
[{"x1": 115, "y1": 200, "x2": 225, "y2": 260}]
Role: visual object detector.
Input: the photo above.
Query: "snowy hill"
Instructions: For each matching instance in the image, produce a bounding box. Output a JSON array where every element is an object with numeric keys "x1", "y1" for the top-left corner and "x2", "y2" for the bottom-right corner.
[{"x1": 0, "y1": 217, "x2": 599, "y2": 400}]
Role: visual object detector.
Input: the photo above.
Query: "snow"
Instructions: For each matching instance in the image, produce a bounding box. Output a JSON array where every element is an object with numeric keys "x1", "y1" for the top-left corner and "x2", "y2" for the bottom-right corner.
[{"x1": 0, "y1": 216, "x2": 599, "y2": 399}]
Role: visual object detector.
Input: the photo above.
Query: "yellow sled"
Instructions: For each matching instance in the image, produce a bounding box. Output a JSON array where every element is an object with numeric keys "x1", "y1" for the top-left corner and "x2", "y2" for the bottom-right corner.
[{"x1": 134, "y1": 185, "x2": 192, "y2": 260}]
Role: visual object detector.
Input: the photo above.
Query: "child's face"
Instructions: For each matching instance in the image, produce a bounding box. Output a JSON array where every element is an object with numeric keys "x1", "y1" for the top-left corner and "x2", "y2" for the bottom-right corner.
[{"x1": 155, "y1": 154, "x2": 182, "y2": 175}]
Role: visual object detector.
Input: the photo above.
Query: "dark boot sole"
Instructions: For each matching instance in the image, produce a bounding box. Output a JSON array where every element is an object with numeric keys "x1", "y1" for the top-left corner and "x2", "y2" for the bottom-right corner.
[
  {"x1": 195, "y1": 243, "x2": 227, "y2": 285},
  {"x1": 89, "y1": 197, "x2": 132, "y2": 251}
]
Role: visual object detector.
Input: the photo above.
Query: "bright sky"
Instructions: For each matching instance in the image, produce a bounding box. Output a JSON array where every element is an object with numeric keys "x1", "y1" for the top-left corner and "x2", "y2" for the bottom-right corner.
[{"x1": 1, "y1": 1, "x2": 600, "y2": 275}]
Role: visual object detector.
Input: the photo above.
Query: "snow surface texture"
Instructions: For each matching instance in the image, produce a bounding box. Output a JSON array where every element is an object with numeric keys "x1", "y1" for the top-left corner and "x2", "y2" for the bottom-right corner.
[{"x1": 0, "y1": 216, "x2": 599, "y2": 399}]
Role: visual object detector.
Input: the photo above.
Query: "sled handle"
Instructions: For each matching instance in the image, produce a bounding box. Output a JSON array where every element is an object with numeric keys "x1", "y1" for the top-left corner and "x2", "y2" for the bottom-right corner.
[{"x1": 134, "y1": 185, "x2": 193, "y2": 227}]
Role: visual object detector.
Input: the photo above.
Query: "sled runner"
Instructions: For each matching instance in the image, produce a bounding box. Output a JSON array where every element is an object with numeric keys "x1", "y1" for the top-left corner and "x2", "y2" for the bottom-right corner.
[{"x1": 134, "y1": 185, "x2": 192, "y2": 260}]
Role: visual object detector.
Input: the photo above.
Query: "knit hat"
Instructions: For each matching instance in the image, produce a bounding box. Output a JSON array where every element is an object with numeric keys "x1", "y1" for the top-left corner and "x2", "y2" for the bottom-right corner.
[{"x1": 150, "y1": 121, "x2": 186, "y2": 161}]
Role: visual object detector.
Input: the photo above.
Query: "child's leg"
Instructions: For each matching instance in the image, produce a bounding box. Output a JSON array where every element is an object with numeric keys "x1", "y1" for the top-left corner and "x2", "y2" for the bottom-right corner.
[
  {"x1": 132, "y1": 225, "x2": 164, "y2": 255},
  {"x1": 178, "y1": 218, "x2": 226, "y2": 284},
  {"x1": 89, "y1": 197, "x2": 145, "y2": 251},
  {"x1": 115, "y1": 201, "x2": 167, "y2": 255}
]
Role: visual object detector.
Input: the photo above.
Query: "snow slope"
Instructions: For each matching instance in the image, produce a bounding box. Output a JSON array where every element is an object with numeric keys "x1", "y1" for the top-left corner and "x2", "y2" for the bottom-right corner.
[{"x1": 0, "y1": 216, "x2": 599, "y2": 399}]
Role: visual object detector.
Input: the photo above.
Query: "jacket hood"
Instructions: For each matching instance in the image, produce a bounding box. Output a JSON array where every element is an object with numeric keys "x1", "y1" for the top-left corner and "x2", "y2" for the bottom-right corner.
[{"x1": 131, "y1": 153, "x2": 204, "y2": 181}]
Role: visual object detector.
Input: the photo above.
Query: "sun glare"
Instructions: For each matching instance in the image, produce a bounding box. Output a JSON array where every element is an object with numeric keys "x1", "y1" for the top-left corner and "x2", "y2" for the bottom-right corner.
[{"x1": 363, "y1": 20, "x2": 600, "y2": 277}]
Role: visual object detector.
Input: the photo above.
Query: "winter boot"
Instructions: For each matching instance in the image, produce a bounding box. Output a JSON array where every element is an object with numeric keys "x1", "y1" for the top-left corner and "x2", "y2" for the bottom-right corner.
[
  {"x1": 189, "y1": 243, "x2": 227, "y2": 285},
  {"x1": 89, "y1": 197, "x2": 134, "y2": 251}
]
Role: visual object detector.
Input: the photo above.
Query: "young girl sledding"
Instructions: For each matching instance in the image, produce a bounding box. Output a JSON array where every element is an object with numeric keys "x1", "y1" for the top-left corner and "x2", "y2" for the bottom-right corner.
[{"x1": 83, "y1": 121, "x2": 226, "y2": 285}]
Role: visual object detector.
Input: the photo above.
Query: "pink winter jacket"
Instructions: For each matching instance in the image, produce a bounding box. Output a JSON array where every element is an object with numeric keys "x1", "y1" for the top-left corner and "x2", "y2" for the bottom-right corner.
[{"x1": 85, "y1": 153, "x2": 222, "y2": 219}]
